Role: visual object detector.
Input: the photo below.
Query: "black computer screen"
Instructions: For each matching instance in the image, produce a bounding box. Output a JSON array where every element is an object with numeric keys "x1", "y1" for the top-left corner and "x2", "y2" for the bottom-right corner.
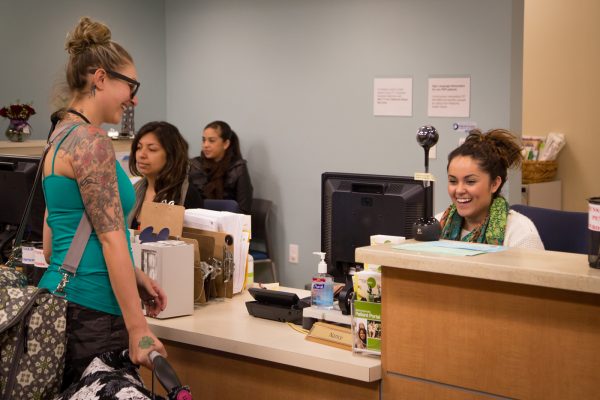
[
  {"x1": 321, "y1": 172, "x2": 425, "y2": 283},
  {"x1": 0, "y1": 154, "x2": 45, "y2": 242}
]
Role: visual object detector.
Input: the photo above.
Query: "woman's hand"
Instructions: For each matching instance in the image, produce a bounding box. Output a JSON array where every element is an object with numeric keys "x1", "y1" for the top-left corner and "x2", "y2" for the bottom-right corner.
[
  {"x1": 135, "y1": 268, "x2": 168, "y2": 317},
  {"x1": 128, "y1": 327, "x2": 167, "y2": 369}
]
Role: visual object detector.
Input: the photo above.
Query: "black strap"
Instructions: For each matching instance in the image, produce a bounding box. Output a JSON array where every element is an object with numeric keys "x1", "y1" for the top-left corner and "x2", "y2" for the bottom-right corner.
[
  {"x1": 13, "y1": 112, "x2": 60, "y2": 255},
  {"x1": 14, "y1": 109, "x2": 90, "y2": 251},
  {"x1": 7, "y1": 116, "x2": 85, "y2": 268},
  {"x1": 66, "y1": 108, "x2": 91, "y2": 124}
]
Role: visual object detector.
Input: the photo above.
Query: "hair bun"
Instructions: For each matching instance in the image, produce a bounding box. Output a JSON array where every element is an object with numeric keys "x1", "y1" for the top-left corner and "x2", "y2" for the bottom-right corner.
[{"x1": 65, "y1": 17, "x2": 112, "y2": 56}]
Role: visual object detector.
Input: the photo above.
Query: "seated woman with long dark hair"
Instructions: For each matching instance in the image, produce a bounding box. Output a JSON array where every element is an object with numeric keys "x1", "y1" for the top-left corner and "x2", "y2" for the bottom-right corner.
[
  {"x1": 128, "y1": 121, "x2": 203, "y2": 229},
  {"x1": 189, "y1": 120, "x2": 253, "y2": 213}
]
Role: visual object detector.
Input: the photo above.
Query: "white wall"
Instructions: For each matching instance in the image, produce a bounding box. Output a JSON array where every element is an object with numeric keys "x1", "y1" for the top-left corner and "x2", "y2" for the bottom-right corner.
[
  {"x1": 0, "y1": 0, "x2": 166, "y2": 138},
  {"x1": 166, "y1": 0, "x2": 524, "y2": 287}
]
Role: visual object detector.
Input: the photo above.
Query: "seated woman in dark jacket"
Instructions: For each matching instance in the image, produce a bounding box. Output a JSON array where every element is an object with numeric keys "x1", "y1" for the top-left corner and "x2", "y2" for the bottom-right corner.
[
  {"x1": 189, "y1": 120, "x2": 253, "y2": 213},
  {"x1": 128, "y1": 121, "x2": 203, "y2": 229}
]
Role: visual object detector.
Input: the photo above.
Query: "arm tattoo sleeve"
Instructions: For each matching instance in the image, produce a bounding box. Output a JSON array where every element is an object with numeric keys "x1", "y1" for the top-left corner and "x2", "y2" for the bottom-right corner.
[{"x1": 62, "y1": 126, "x2": 125, "y2": 234}]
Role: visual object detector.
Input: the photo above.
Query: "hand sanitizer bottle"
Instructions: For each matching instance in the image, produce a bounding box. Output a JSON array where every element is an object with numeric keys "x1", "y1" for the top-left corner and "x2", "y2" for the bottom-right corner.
[{"x1": 311, "y1": 252, "x2": 334, "y2": 309}]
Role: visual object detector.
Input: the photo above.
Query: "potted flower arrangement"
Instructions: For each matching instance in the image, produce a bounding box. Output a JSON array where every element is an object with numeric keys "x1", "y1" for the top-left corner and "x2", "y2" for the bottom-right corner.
[{"x1": 0, "y1": 102, "x2": 36, "y2": 142}]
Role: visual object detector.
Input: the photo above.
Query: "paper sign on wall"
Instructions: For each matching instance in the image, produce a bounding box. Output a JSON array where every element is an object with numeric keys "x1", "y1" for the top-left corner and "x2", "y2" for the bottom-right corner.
[
  {"x1": 373, "y1": 78, "x2": 413, "y2": 117},
  {"x1": 428, "y1": 77, "x2": 470, "y2": 117}
]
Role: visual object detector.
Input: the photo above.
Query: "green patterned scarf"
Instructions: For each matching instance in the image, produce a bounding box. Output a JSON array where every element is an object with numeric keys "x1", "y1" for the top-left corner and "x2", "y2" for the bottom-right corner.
[{"x1": 439, "y1": 196, "x2": 509, "y2": 245}]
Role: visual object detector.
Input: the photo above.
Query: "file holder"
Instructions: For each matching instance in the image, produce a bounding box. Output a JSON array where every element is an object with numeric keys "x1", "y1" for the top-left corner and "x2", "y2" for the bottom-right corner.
[{"x1": 182, "y1": 227, "x2": 234, "y2": 303}]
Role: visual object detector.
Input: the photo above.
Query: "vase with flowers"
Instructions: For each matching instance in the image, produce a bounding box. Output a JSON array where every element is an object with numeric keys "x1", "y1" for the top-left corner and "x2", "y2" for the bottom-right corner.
[{"x1": 1, "y1": 102, "x2": 36, "y2": 142}]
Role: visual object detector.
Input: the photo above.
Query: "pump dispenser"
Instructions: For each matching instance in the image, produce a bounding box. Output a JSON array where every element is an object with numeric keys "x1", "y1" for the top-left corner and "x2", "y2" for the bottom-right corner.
[{"x1": 311, "y1": 252, "x2": 334, "y2": 309}]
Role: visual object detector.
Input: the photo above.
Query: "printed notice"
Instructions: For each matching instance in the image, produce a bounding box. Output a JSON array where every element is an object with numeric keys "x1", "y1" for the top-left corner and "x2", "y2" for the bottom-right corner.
[
  {"x1": 373, "y1": 78, "x2": 412, "y2": 116},
  {"x1": 428, "y1": 77, "x2": 470, "y2": 117}
]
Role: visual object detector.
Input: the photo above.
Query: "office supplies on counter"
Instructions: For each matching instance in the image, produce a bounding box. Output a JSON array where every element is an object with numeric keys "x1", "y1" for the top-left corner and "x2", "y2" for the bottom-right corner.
[
  {"x1": 246, "y1": 288, "x2": 309, "y2": 325},
  {"x1": 393, "y1": 241, "x2": 505, "y2": 256},
  {"x1": 184, "y1": 208, "x2": 251, "y2": 294},
  {"x1": 311, "y1": 252, "x2": 334, "y2": 309},
  {"x1": 352, "y1": 299, "x2": 382, "y2": 355},
  {"x1": 364, "y1": 234, "x2": 405, "y2": 273},
  {"x1": 337, "y1": 281, "x2": 354, "y2": 315},
  {"x1": 139, "y1": 226, "x2": 170, "y2": 243},
  {"x1": 352, "y1": 237, "x2": 383, "y2": 355},
  {"x1": 302, "y1": 305, "x2": 351, "y2": 330},
  {"x1": 139, "y1": 240, "x2": 194, "y2": 319},
  {"x1": 139, "y1": 201, "x2": 185, "y2": 238},
  {"x1": 306, "y1": 321, "x2": 352, "y2": 351},
  {"x1": 182, "y1": 227, "x2": 234, "y2": 303}
]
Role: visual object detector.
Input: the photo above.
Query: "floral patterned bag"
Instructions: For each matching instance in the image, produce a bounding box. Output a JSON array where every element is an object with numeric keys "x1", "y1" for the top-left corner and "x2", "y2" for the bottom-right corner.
[
  {"x1": 0, "y1": 121, "x2": 86, "y2": 399},
  {"x1": 0, "y1": 285, "x2": 67, "y2": 399}
]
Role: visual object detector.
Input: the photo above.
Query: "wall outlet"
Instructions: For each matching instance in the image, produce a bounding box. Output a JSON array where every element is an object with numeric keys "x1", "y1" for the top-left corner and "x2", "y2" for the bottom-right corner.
[{"x1": 289, "y1": 244, "x2": 299, "y2": 263}]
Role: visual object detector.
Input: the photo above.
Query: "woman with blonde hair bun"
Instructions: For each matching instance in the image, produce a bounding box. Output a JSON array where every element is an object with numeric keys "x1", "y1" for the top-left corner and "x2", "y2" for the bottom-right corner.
[
  {"x1": 436, "y1": 129, "x2": 544, "y2": 249},
  {"x1": 39, "y1": 16, "x2": 167, "y2": 389}
]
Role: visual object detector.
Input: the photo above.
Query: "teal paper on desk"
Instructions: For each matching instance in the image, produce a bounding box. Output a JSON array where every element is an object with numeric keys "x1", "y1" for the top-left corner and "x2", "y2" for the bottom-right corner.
[{"x1": 393, "y1": 241, "x2": 506, "y2": 256}]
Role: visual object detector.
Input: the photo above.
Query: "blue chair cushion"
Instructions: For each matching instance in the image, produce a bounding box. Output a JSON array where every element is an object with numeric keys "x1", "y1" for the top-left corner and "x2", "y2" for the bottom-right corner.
[
  {"x1": 250, "y1": 250, "x2": 269, "y2": 261},
  {"x1": 511, "y1": 204, "x2": 588, "y2": 254}
]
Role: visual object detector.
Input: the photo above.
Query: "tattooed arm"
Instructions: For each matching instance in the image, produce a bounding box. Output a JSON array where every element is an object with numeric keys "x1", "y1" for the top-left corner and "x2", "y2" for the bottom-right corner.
[{"x1": 65, "y1": 126, "x2": 166, "y2": 368}]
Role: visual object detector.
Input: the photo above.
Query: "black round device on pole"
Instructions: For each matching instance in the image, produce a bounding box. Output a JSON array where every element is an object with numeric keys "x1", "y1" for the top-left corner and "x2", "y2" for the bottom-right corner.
[{"x1": 412, "y1": 125, "x2": 442, "y2": 241}]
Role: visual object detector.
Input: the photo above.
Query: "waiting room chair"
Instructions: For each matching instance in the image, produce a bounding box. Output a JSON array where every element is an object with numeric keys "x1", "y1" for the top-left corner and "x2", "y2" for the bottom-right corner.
[
  {"x1": 203, "y1": 199, "x2": 240, "y2": 213},
  {"x1": 510, "y1": 204, "x2": 588, "y2": 254},
  {"x1": 249, "y1": 198, "x2": 277, "y2": 282}
]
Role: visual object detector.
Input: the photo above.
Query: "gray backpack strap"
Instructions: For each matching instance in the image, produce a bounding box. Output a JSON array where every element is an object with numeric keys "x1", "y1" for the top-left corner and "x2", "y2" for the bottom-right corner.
[
  {"x1": 54, "y1": 211, "x2": 92, "y2": 296},
  {"x1": 61, "y1": 212, "x2": 92, "y2": 274}
]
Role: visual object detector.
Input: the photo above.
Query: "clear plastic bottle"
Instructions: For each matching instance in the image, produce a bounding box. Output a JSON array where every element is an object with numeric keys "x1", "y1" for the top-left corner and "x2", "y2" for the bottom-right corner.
[{"x1": 311, "y1": 252, "x2": 334, "y2": 309}]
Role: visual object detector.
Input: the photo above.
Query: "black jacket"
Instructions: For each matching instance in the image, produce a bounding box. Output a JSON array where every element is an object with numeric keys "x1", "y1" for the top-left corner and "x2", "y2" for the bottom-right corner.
[{"x1": 189, "y1": 157, "x2": 253, "y2": 214}]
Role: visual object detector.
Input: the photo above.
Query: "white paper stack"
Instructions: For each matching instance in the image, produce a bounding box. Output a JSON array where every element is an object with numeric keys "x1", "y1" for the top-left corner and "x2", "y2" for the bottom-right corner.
[{"x1": 184, "y1": 208, "x2": 251, "y2": 293}]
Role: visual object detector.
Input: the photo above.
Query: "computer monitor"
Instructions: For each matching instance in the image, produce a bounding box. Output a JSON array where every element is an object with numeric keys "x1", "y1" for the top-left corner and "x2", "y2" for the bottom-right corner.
[
  {"x1": 0, "y1": 155, "x2": 45, "y2": 254},
  {"x1": 321, "y1": 172, "x2": 425, "y2": 283}
]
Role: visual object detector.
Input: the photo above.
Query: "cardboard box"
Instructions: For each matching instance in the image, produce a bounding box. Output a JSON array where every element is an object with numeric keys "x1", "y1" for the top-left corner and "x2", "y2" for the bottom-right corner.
[{"x1": 140, "y1": 240, "x2": 194, "y2": 319}]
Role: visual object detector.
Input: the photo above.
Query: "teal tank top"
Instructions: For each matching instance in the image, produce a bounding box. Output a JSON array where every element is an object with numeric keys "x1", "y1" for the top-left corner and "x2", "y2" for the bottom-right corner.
[{"x1": 38, "y1": 124, "x2": 135, "y2": 316}]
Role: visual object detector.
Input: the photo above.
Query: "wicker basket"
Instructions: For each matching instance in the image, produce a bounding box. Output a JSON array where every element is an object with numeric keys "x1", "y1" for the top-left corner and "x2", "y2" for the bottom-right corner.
[{"x1": 522, "y1": 160, "x2": 558, "y2": 184}]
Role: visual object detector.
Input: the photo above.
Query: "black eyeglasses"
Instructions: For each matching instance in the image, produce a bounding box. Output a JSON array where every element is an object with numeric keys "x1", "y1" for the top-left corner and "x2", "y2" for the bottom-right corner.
[
  {"x1": 106, "y1": 69, "x2": 140, "y2": 99},
  {"x1": 89, "y1": 68, "x2": 140, "y2": 99}
]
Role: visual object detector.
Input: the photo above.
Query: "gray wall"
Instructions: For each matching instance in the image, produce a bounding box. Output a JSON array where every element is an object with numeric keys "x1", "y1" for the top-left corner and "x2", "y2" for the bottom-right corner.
[
  {"x1": 166, "y1": 0, "x2": 524, "y2": 287},
  {"x1": 0, "y1": 0, "x2": 523, "y2": 288},
  {"x1": 0, "y1": 0, "x2": 166, "y2": 137}
]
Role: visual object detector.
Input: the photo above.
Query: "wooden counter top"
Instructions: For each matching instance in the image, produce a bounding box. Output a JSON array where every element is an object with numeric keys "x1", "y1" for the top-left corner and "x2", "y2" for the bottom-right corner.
[
  {"x1": 147, "y1": 287, "x2": 381, "y2": 382},
  {"x1": 356, "y1": 240, "x2": 600, "y2": 294}
]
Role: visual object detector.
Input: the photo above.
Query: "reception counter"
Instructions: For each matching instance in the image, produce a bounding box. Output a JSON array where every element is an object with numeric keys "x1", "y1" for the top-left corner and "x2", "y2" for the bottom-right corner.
[
  {"x1": 356, "y1": 242, "x2": 600, "y2": 400},
  {"x1": 142, "y1": 287, "x2": 381, "y2": 399}
]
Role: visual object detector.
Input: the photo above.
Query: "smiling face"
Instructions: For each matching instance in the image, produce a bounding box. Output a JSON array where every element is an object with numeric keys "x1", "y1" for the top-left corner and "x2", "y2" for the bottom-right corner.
[
  {"x1": 135, "y1": 132, "x2": 167, "y2": 179},
  {"x1": 447, "y1": 155, "x2": 502, "y2": 230},
  {"x1": 202, "y1": 127, "x2": 230, "y2": 162},
  {"x1": 101, "y1": 63, "x2": 139, "y2": 124}
]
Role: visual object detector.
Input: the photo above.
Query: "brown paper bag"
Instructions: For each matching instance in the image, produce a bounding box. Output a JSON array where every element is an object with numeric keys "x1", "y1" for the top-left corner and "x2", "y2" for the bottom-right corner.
[{"x1": 139, "y1": 201, "x2": 185, "y2": 237}]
